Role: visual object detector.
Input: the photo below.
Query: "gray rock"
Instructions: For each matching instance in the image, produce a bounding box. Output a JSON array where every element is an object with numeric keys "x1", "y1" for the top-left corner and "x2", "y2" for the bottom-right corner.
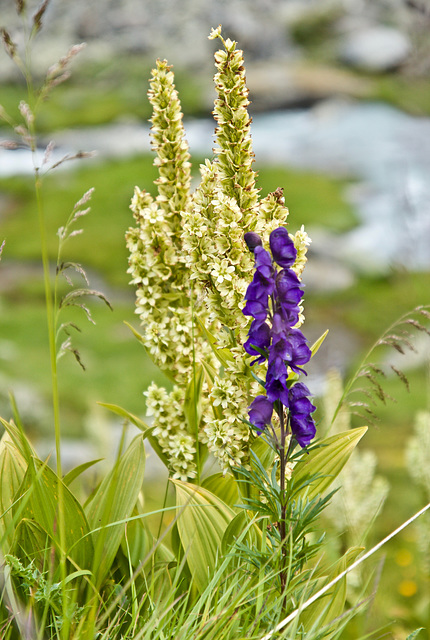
[{"x1": 339, "y1": 25, "x2": 411, "y2": 71}]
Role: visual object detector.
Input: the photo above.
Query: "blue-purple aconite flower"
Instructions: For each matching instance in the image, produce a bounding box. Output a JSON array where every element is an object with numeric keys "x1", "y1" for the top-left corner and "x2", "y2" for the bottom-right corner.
[{"x1": 243, "y1": 228, "x2": 316, "y2": 447}]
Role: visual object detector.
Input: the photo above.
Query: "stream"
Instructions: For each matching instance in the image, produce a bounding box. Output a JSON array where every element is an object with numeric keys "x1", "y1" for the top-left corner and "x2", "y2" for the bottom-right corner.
[{"x1": 2, "y1": 98, "x2": 430, "y2": 274}]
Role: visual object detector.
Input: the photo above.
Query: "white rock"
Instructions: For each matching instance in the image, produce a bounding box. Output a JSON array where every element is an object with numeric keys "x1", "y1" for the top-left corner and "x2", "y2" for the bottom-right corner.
[{"x1": 339, "y1": 25, "x2": 411, "y2": 71}]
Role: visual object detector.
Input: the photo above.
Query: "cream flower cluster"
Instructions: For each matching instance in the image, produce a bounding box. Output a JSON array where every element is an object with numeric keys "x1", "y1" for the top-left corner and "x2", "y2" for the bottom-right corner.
[
  {"x1": 127, "y1": 31, "x2": 312, "y2": 477},
  {"x1": 145, "y1": 383, "x2": 197, "y2": 480}
]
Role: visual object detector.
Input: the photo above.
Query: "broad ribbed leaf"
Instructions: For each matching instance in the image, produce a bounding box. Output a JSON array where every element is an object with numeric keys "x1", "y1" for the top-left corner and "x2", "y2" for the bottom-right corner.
[
  {"x1": 120, "y1": 517, "x2": 174, "y2": 568},
  {"x1": 221, "y1": 511, "x2": 263, "y2": 555},
  {"x1": 0, "y1": 432, "x2": 28, "y2": 551},
  {"x1": 202, "y1": 473, "x2": 240, "y2": 509},
  {"x1": 173, "y1": 480, "x2": 235, "y2": 593},
  {"x1": 86, "y1": 435, "x2": 145, "y2": 585},
  {"x1": 299, "y1": 547, "x2": 363, "y2": 635},
  {"x1": 293, "y1": 427, "x2": 368, "y2": 502},
  {"x1": 16, "y1": 459, "x2": 93, "y2": 570},
  {"x1": 10, "y1": 518, "x2": 50, "y2": 564}
]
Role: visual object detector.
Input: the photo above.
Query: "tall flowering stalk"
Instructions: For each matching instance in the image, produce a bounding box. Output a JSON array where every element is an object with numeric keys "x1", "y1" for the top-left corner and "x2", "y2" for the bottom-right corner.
[
  {"x1": 126, "y1": 59, "x2": 215, "y2": 480},
  {"x1": 242, "y1": 227, "x2": 316, "y2": 591},
  {"x1": 127, "y1": 27, "x2": 312, "y2": 478}
]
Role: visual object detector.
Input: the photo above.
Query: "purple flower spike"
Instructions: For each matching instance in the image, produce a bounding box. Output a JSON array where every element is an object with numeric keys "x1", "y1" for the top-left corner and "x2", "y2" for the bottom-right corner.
[
  {"x1": 269, "y1": 227, "x2": 297, "y2": 269},
  {"x1": 243, "y1": 227, "x2": 317, "y2": 448},
  {"x1": 248, "y1": 395, "x2": 274, "y2": 433}
]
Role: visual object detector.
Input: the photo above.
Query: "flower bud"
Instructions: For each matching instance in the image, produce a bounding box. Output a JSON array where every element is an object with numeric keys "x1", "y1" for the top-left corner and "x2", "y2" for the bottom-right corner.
[
  {"x1": 269, "y1": 227, "x2": 297, "y2": 268},
  {"x1": 244, "y1": 232, "x2": 262, "y2": 253}
]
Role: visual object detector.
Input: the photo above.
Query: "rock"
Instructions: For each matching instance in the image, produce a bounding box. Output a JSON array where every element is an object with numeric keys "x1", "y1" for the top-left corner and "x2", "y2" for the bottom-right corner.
[
  {"x1": 339, "y1": 25, "x2": 411, "y2": 72},
  {"x1": 301, "y1": 252, "x2": 356, "y2": 292},
  {"x1": 247, "y1": 61, "x2": 373, "y2": 110}
]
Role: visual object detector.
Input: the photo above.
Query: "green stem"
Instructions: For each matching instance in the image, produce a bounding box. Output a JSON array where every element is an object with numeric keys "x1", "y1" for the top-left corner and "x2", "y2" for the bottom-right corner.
[
  {"x1": 25, "y1": 38, "x2": 68, "y2": 636},
  {"x1": 34, "y1": 173, "x2": 62, "y2": 475},
  {"x1": 190, "y1": 284, "x2": 200, "y2": 485},
  {"x1": 156, "y1": 476, "x2": 171, "y2": 542},
  {"x1": 278, "y1": 407, "x2": 287, "y2": 596}
]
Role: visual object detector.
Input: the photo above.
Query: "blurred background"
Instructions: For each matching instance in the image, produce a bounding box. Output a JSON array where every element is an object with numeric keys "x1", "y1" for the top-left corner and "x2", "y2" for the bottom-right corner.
[{"x1": 1, "y1": 0, "x2": 430, "y2": 636}]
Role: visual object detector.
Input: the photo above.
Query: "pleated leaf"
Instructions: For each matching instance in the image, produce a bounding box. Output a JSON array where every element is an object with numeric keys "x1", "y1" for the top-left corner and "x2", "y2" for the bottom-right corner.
[
  {"x1": 173, "y1": 479, "x2": 236, "y2": 593},
  {"x1": 0, "y1": 432, "x2": 28, "y2": 551},
  {"x1": 221, "y1": 511, "x2": 263, "y2": 555},
  {"x1": 86, "y1": 434, "x2": 145, "y2": 586},
  {"x1": 10, "y1": 518, "x2": 50, "y2": 565},
  {"x1": 293, "y1": 426, "x2": 368, "y2": 502},
  {"x1": 15, "y1": 458, "x2": 93, "y2": 570},
  {"x1": 202, "y1": 473, "x2": 240, "y2": 509},
  {"x1": 299, "y1": 546, "x2": 364, "y2": 635}
]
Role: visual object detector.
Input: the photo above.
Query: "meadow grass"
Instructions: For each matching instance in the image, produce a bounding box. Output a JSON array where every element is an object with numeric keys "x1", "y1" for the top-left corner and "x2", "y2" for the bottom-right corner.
[
  {"x1": 0, "y1": 156, "x2": 357, "y2": 284},
  {"x1": 1, "y1": 155, "x2": 428, "y2": 440},
  {"x1": 1, "y1": 12, "x2": 429, "y2": 638}
]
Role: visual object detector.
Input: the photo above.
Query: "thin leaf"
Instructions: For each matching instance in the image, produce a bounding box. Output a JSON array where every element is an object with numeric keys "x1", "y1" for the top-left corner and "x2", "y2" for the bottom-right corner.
[
  {"x1": 183, "y1": 365, "x2": 204, "y2": 434},
  {"x1": 97, "y1": 402, "x2": 151, "y2": 433},
  {"x1": 98, "y1": 401, "x2": 171, "y2": 469},
  {"x1": 63, "y1": 459, "x2": 103, "y2": 486},
  {"x1": 310, "y1": 329, "x2": 329, "y2": 358},
  {"x1": 406, "y1": 630, "x2": 425, "y2": 640}
]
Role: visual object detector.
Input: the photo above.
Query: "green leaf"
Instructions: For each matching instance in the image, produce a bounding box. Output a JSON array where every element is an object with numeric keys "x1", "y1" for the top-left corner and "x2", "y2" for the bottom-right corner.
[
  {"x1": 293, "y1": 427, "x2": 368, "y2": 503},
  {"x1": 195, "y1": 316, "x2": 234, "y2": 367},
  {"x1": 251, "y1": 433, "x2": 277, "y2": 471},
  {"x1": 124, "y1": 321, "x2": 177, "y2": 383},
  {"x1": 98, "y1": 402, "x2": 171, "y2": 469},
  {"x1": 15, "y1": 458, "x2": 94, "y2": 570},
  {"x1": 200, "y1": 358, "x2": 219, "y2": 385},
  {"x1": 202, "y1": 473, "x2": 240, "y2": 509},
  {"x1": 310, "y1": 329, "x2": 329, "y2": 357},
  {"x1": 120, "y1": 517, "x2": 174, "y2": 568},
  {"x1": 173, "y1": 479, "x2": 236, "y2": 593},
  {"x1": 124, "y1": 321, "x2": 146, "y2": 345},
  {"x1": 85, "y1": 435, "x2": 145, "y2": 586},
  {"x1": 63, "y1": 459, "x2": 103, "y2": 487},
  {"x1": 97, "y1": 402, "x2": 151, "y2": 434},
  {"x1": 0, "y1": 432, "x2": 28, "y2": 551},
  {"x1": 406, "y1": 630, "x2": 424, "y2": 640},
  {"x1": 0, "y1": 417, "x2": 36, "y2": 463},
  {"x1": 183, "y1": 365, "x2": 204, "y2": 435},
  {"x1": 11, "y1": 518, "x2": 50, "y2": 565},
  {"x1": 299, "y1": 547, "x2": 363, "y2": 635},
  {"x1": 221, "y1": 511, "x2": 262, "y2": 555}
]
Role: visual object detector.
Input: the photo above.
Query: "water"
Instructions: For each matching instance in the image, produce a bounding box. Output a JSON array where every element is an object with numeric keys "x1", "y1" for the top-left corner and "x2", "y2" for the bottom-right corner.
[{"x1": 1, "y1": 99, "x2": 430, "y2": 270}]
